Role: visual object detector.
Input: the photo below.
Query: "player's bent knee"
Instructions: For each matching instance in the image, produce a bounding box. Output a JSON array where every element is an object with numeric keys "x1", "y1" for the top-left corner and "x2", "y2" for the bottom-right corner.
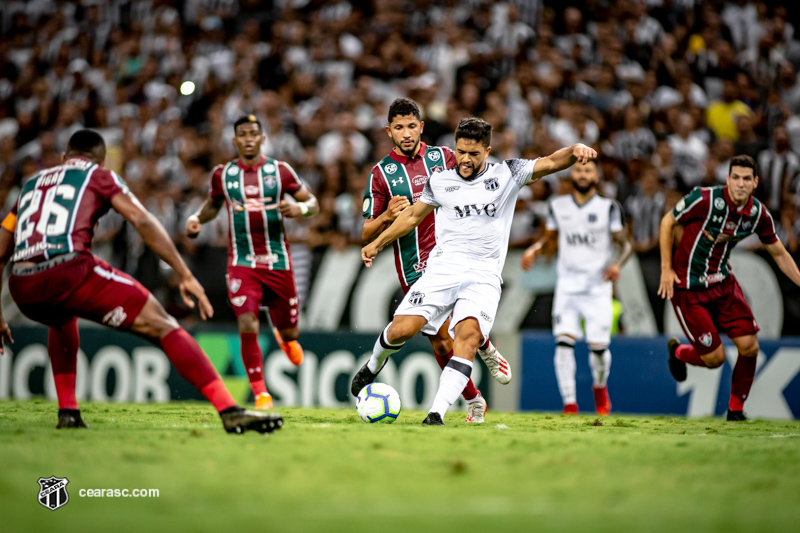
[
  {"x1": 387, "y1": 317, "x2": 424, "y2": 343},
  {"x1": 130, "y1": 296, "x2": 179, "y2": 340},
  {"x1": 429, "y1": 336, "x2": 452, "y2": 357},
  {"x1": 703, "y1": 347, "x2": 726, "y2": 368},
  {"x1": 237, "y1": 313, "x2": 259, "y2": 334}
]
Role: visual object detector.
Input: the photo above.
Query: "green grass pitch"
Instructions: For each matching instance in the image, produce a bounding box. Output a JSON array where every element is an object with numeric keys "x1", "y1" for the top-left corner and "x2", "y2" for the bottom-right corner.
[{"x1": 2, "y1": 400, "x2": 800, "y2": 533}]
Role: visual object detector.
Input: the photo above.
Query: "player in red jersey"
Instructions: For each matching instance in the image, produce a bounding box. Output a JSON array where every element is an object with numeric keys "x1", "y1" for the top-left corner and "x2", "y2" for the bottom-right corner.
[
  {"x1": 0, "y1": 129, "x2": 282, "y2": 434},
  {"x1": 659, "y1": 154, "x2": 800, "y2": 421},
  {"x1": 354, "y1": 98, "x2": 512, "y2": 424},
  {"x1": 186, "y1": 115, "x2": 318, "y2": 410}
]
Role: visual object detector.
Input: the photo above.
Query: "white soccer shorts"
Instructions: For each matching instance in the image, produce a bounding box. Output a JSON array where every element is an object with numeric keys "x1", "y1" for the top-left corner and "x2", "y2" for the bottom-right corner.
[
  {"x1": 552, "y1": 287, "x2": 613, "y2": 346},
  {"x1": 394, "y1": 261, "x2": 501, "y2": 342}
]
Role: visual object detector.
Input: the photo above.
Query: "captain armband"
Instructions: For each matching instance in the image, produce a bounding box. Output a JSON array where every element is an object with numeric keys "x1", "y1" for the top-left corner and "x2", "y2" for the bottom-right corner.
[{"x1": 1, "y1": 212, "x2": 15, "y2": 232}]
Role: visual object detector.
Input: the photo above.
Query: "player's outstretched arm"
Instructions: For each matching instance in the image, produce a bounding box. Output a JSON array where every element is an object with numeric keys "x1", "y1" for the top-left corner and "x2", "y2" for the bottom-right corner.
[
  {"x1": 362, "y1": 201, "x2": 435, "y2": 267},
  {"x1": 765, "y1": 240, "x2": 800, "y2": 287},
  {"x1": 363, "y1": 195, "x2": 410, "y2": 244},
  {"x1": 112, "y1": 192, "x2": 214, "y2": 320},
  {"x1": 604, "y1": 230, "x2": 633, "y2": 282},
  {"x1": 521, "y1": 229, "x2": 557, "y2": 271},
  {"x1": 0, "y1": 226, "x2": 15, "y2": 354},
  {"x1": 658, "y1": 212, "x2": 681, "y2": 299},
  {"x1": 531, "y1": 143, "x2": 597, "y2": 182},
  {"x1": 279, "y1": 184, "x2": 319, "y2": 218},
  {"x1": 186, "y1": 196, "x2": 224, "y2": 238}
]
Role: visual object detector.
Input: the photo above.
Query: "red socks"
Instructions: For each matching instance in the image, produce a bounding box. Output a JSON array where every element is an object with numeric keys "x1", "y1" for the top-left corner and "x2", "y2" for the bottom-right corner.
[
  {"x1": 49, "y1": 320, "x2": 80, "y2": 410},
  {"x1": 240, "y1": 333, "x2": 267, "y2": 396},
  {"x1": 729, "y1": 354, "x2": 757, "y2": 411},
  {"x1": 676, "y1": 344, "x2": 708, "y2": 367},
  {"x1": 434, "y1": 350, "x2": 479, "y2": 401},
  {"x1": 160, "y1": 328, "x2": 236, "y2": 412}
]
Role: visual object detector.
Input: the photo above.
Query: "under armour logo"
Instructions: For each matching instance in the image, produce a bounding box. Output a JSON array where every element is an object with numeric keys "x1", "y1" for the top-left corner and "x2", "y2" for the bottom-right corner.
[{"x1": 391, "y1": 177, "x2": 404, "y2": 187}]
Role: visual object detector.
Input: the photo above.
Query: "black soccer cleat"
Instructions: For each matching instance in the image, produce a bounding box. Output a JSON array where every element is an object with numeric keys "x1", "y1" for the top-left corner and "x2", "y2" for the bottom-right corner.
[
  {"x1": 57, "y1": 409, "x2": 89, "y2": 429},
  {"x1": 726, "y1": 410, "x2": 750, "y2": 422},
  {"x1": 667, "y1": 337, "x2": 687, "y2": 382},
  {"x1": 220, "y1": 407, "x2": 284, "y2": 435},
  {"x1": 350, "y1": 359, "x2": 387, "y2": 397},
  {"x1": 422, "y1": 412, "x2": 445, "y2": 426}
]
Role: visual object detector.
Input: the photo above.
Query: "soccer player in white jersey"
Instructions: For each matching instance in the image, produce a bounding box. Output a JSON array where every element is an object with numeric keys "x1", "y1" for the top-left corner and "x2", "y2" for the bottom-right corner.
[
  {"x1": 521, "y1": 161, "x2": 632, "y2": 416},
  {"x1": 354, "y1": 117, "x2": 596, "y2": 425}
]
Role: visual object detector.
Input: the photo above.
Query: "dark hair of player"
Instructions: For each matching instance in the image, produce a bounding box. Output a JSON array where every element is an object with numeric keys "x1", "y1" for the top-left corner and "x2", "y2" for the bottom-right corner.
[
  {"x1": 387, "y1": 98, "x2": 421, "y2": 124},
  {"x1": 455, "y1": 117, "x2": 492, "y2": 148},
  {"x1": 729, "y1": 154, "x2": 757, "y2": 176},
  {"x1": 65, "y1": 129, "x2": 107, "y2": 162},
  {"x1": 234, "y1": 114, "x2": 262, "y2": 133}
]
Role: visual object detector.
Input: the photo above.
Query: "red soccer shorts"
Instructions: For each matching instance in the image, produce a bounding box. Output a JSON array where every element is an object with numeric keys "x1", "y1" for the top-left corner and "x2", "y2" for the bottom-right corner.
[
  {"x1": 225, "y1": 266, "x2": 299, "y2": 330},
  {"x1": 670, "y1": 275, "x2": 759, "y2": 355},
  {"x1": 9, "y1": 253, "x2": 150, "y2": 330}
]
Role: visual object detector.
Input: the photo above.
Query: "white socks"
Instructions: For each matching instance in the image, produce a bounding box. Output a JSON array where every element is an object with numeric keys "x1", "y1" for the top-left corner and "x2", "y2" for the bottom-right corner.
[
  {"x1": 589, "y1": 347, "x2": 611, "y2": 388},
  {"x1": 554, "y1": 337, "x2": 577, "y2": 405},
  {"x1": 367, "y1": 326, "x2": 404, "y2": 373},
  {"x1": 429, "y1": 356, "x2": 473, "y2": 417}
]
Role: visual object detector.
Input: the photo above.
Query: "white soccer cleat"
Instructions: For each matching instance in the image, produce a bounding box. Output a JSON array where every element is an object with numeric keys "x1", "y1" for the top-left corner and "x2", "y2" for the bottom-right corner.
[
  {"x1": 465, "y1": 393, "x2": 487, "y2": 423},
  {"x1": 479, "y1": 342, "x2": 512, "y2": 385}
]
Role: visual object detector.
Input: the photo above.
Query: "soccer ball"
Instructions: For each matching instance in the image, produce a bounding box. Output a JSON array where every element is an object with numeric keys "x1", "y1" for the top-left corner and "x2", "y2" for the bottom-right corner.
[{"x1": 356, "y1": 383, "x2": 401, "y2": 423}]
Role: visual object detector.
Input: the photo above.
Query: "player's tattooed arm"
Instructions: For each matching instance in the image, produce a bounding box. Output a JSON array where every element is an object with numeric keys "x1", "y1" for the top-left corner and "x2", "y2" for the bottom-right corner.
[
  {"x1": 764, "y1": 240, "x2": 800, "y2": 287},
  {"x1": 604, "y1": 230, "x2": 633, "y2": 282},
  {"x1": 186, "y1": 196, "x2": 224, "y2": 238},
  {"x1": 521, "y1": 229, "x2": 558, "y2": 271},
  {"x1": 362, "y1": 201, "x2": 435, "y2": 267},
  {"x1": 531, "y1": 144, "x2": 597, "y2": 182},
  {"x1": 0, "y1": 226, "x2": 15, "y2": 354},
  {"x1": 658, "y1": 212, "x2": 681, "y2": 299},
  {"x1": 363, "y1": 196, "x2": 411, "y2": 244}
]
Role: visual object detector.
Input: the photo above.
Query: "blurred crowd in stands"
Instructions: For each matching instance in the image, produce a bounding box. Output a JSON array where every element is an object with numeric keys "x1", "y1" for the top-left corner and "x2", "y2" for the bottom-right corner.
[{"x1": 2, "y1": 0, "x2": 800, "y2": 319}]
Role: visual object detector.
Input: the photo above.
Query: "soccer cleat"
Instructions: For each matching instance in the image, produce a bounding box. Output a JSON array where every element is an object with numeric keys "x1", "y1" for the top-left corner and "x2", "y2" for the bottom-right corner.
[
  {"x1": 273, "y1": 328, "x2": 304, "y2": 366},
  {"x1": 667, "y1": 337, "x2": 687, "y2": 382},
  {"x1": 465, "y1": 393, "x2": 487, "y2": 423},
  {"x1": 422, "y1": 412, "x2": 445, "y2": 426},
  {"x1": 56, "y1": 409, "x2": 89, "y2": 429},
  {"x1": 593, "y1": 385, "x2": 612, "y2": 416},
  {"x1": 254, "y1": 392, "x2": 274, "y2": 410},
  {"x1": 220, "y1": 406, "x2": 283, "y2": 434},
  {"x1": 726, "y1": 410, "x2": 750, "y2": 422},
  {"x1": 479, "y1": 342, "x2": 512, "y2": 385},
  {"x1": 563, "y1": 403, "x2": 579, "y2": 415},
  {"x1": 350, "y1": 359, "x2": 387, "y2": 397}
]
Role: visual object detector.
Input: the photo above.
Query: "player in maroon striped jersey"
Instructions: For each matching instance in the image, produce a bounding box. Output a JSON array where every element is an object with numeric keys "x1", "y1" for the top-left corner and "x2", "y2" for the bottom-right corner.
[
  {"x1": 186, "y1": 115, "x2": 318, "y2": 410},
  {"x1": 0, "y1": 129, "x2": 282, "y2": 434},
  {"x1": 659, "y1": 155, "x2": 800, "y2": 421},
  {"x1": 353, "y1": 98, "x2": 512, "y2": 424}
]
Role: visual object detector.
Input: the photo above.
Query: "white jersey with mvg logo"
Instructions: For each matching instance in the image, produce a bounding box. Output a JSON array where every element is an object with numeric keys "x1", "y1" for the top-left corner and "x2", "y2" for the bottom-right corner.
[
  {"x1": 546, "y1": 193, "x2": 624, "y2": 294},
  {"x1": 419, "y1": 158, "x2": 539, "y2": 277}
]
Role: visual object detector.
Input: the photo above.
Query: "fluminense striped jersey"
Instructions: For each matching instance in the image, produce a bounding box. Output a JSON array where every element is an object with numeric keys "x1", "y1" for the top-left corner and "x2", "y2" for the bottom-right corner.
[
  {"x1": 11, "y1": 157, "x2": 128, "y2": 263},
  {"x1": 210, "y1": 155, "x2": 302, "y2": 270},
  {"x1": 672, "y1": 186, "x2": 778, "y2": 289},
  {"x1": 362, "y1": 143, "x2": 456, "y2": 289}
]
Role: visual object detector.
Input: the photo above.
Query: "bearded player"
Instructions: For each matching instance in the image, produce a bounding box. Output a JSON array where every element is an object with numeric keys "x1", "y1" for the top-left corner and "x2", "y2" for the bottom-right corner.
[
  {"x1": 521, "y1": 161, "x2": 632, "y2": 416},
  {"x1": 659, "y1": 154, "x2": 800, "y2": 421},
  {"x1": 0, "y1": 129, "x2": 281, "y2": 434},
  {"x1": 186, "y1": 115, "x2": 318, "y2": 410},
  {"x1": 358, "y1": 98, "x2": 512, "y2": 423}
]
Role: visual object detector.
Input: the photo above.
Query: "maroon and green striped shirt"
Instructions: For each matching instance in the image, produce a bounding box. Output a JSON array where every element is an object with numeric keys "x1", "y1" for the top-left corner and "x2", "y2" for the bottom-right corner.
[{"x1": 672, "y1": 186, "x2": 778, "y2": 289}]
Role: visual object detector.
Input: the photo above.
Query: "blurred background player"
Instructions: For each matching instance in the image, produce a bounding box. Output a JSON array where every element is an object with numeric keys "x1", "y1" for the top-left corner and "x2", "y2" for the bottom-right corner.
[
  {"x1": 361, "y1": 98, "x2": 511, "y2": 423},
  {"x1": 186, "y1": 115, "x2": 318, "y2": 410},
  {"x1": 358, "y1": 117, "x2": 596, "y2": 425},
  {"x1": 521, "y1": 161, "x2": 632, "y2": 415},
  {"x1": 0, "y1": 129, "x2": 281, "y2": 434},
  {"x1": 659, "y1": 155, "x2": 800, "y2": 421}
]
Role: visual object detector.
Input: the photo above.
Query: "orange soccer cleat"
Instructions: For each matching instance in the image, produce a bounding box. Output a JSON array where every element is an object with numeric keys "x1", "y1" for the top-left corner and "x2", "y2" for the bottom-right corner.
[
  {"x1": 255, "y1": 392, "x2": 274, "y2": 410},
  {"x1": 273, "y1": 328, "x2": 304, "y2": 366},
  {"x1": 593, "y1": 385, "x2": 612, "y2": 416}
]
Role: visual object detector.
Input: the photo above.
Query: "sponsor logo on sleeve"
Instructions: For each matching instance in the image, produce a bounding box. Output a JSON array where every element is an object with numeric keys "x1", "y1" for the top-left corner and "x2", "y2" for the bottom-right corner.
[
  {"x1": 363, "y1": 198, "x2": 370, "y2": 212},
  {"x1": 676, "y1": 198, "x2": 685, "y2": 211}
]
